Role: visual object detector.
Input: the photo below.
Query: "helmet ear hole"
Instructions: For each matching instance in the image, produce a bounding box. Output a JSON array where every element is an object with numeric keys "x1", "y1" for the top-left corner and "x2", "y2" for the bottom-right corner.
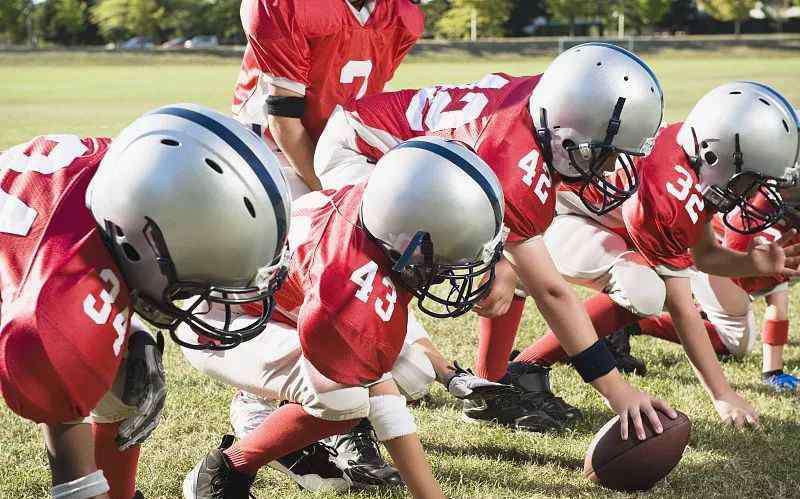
[
  {"x1": 704, "y1": 151, "x2": 718, "y2": 165},
  {"x1": 121, "y1": 243, "x2": 141, "y2": 262}
]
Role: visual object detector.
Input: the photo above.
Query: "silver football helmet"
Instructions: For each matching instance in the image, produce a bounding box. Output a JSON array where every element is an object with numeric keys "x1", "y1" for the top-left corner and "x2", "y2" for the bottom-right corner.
[
  {"x1": 87, "y1": 104, "x2": 292, "y2": 349},
  {"x1": 361, "y1": 137, "x2": 505, "y2": 318},
  {"x1": 530, "y1": 42, "x2": 664, "y2": 215},
  {"x1": 677, "y1": 82, "x2": 800, "y2": 234}
]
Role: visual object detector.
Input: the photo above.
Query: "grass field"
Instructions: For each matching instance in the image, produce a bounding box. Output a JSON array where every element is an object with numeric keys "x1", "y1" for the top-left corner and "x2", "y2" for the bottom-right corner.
[{"x1": 1, "y1": 48, "x2": 800, "y2": 499}]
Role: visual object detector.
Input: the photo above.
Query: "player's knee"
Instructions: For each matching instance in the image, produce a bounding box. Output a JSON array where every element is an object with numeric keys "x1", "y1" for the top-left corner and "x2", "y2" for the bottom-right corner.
[
  {"x1": 714, "y1": 311, "x2": 758, "y2": 356},
  {"x1": 391, "y1": 342, "x2": 436, "y2": 401},
  {"x1": 305, "y1": 385, "x2": 371, "y2": 422},
  {"x1": 609, "y1": 263, "x2": 665, "y2": 317}
]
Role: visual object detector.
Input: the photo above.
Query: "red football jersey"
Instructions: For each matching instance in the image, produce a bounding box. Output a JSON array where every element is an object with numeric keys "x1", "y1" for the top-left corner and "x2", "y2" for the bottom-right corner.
[
  {"x1": 233, "y1": 0, "x2": 424, "y2": 142},
  {"x1": 0, "y1": 135, "x2": 132, "y2": 424},
  {"x1": 339, "y1": 73, "x2": 558, "y2": 243},
  {"x1": 718, "y1": 196, "x2": 796, "y2": 294},
  {"x1": 561, "y1": 123, "x2": 712, "y2": 271},
  {"x1": 244, "y1": 184, "x2": 412, "y2": 386}
]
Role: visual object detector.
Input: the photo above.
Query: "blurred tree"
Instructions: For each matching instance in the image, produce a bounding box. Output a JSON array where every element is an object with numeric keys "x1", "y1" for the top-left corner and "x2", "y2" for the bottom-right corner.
[
  {"x1": 91, "y1": 0, "x2": 165, "y2": 41},
  {"x1": 0, "y1": 0, "x2": 33, "y2": 44},
  {"x1": 420, "y1": 0, "x2": 451, "y2": 37},
  {"x1": 435, "y1": 0, "x2": 513, "y2": 38},
  {"x1": 40, "y1": 0, "x2": 92, "y2": 45},
  {"x1": 546, "y1": 0, "x2": 594, "y2": 36},
  {"x1": 505, "y1": 0, "x2": 547, "y2": 36},
  {"x1": 699, "y1": 0, "x2": 758, "y2": 34},
  {"x1": 611, "y1": 0, "x2": 671, "y2": 34},
  {"x1": 762, "y1": 0, "x2": 796, "y2": 32}
]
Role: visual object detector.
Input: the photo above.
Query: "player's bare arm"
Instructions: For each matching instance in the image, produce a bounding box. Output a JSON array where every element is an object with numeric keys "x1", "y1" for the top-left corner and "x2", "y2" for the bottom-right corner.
[
  {"x1": 268, "y1": 85, "x2": 322, "y2": 191},
  {"x1": 507, "y1": 237, "x2": 676, "y2": 439},
  {"x1": 692, "y1": 224, "x2": 800, "y2": 278},
  {"x1": 662, "y1": 276, "x2": 759, "y2": 428},
  {"x1": 473, "y1": 256, "x2": 518, "y2": 318}
]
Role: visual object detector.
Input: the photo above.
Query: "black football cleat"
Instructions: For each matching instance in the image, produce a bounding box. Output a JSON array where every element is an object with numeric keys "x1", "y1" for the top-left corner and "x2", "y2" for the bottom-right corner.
[
  {"x1": 504, "y1": 362, "x2": 583, "y2": 425},
  {"x1": 604, "y1": 326, "x2": 647, "y2": 376},
  {"x1": 268, "y1": 441, "x2": 351, "y2": 491},
  {"x1": 327, "y1": 419, "x2": 403, "y2": 488},
  {"x1": 462, "y1": 391, "x2": 562, "y2": 433},
  {"x1": 182, "y1": 435, "x2": 255, "y2": 499}
]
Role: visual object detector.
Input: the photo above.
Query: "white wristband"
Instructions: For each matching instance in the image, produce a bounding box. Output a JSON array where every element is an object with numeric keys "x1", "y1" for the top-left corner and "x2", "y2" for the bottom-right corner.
[
  {"x1": 368, "y1": 394, "x2": 417, "y2": 441},
  {"x1": 51, "y1": 470, "x2": 110, "y2": 499}
]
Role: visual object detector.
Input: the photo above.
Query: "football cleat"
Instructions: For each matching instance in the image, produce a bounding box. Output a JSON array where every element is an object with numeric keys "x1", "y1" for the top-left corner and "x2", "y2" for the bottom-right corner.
[
  {"x1": 446, "y1": 361, "x2": 519, "y2": 401},
  {"x1": 762, "y1": 370, "x2": 800, "y2": 393},
  {"x1": 326, "y1": 419, "x2": 403, "y2": 488},
  {"x1": 462, "y1": 393, "x2": 562, "y2": 433},
  {"x1": 268, "y1": 441, "x2": 352, "y2": 491},
  {"x1": 182, "y1": 435, "x2": 255, "y2": 499},
  {"x1": 604, "y1": 326, "x2": 647, "y2": 376},
  {"x1": 503, "y1": 362, "x2": 582, "y2": 425}
]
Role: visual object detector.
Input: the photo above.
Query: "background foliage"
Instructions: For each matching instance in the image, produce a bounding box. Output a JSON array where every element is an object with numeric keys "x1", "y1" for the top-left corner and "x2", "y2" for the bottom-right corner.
[{"x1": 3, "y1": 0, "x2": 800, "y2": 46}]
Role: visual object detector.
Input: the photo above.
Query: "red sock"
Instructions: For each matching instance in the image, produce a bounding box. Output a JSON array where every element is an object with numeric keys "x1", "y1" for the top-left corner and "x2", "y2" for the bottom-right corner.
[
  {"x1": 514, "y1": 293, "x2": 638, "y2": 366},
  {"x1": 223, "y1": 403, "x2": 358, "y2": 475},
  {"x1": 761, "y1": 319, "x2": 789, "y2": 346},
  {"x1": 475, "y1": 296, "x2": 526, "y2": 381},
  {"x1": 637, "y1": 313, "x2": 730, "y2": 355},
  {"x1": 92, "y1": 422, "x2": 140, "y2": 499}
]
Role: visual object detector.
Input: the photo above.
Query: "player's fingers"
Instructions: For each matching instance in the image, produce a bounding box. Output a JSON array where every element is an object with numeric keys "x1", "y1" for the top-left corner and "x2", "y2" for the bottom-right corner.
[
  {"x1": 630, "y1": 408, "x2": 646, "y2": 440},
  {"x1": 733, "y1": 412, "x2": 746, "y2": 430},
  {"x1": 643, "y1": 404, "x2": 663, "y2": 434},
  {"x1": 651, "y1": 398, "x2": 678, "y2": 419},
  {"x1": 745, "y1": 412, "x2": 760, "y2": 429},
  {"x1": 779, "y1": 266, "x2": 800, "y2": 278},
  {"x1": 619, "y1": 409, "x2": 629, "y2": 441}
]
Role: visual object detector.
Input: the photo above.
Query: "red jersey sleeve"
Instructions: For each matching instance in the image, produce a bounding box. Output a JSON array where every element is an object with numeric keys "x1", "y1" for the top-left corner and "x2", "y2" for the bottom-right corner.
[{"x1": 241, "y1": 0, "x2": 312, "y2": 91}]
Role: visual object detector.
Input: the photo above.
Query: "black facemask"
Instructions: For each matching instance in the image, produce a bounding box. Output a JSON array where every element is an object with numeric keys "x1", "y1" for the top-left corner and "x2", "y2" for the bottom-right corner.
[
  {"x1": 132, "y1": 218, "x2": 287, "y2": 350},
  {"x1": 537, "y1": 97, "x2": 642, "y2": 215},
  {"x1": 375, "y1": 231, "x2": 502, "y2": 319}
]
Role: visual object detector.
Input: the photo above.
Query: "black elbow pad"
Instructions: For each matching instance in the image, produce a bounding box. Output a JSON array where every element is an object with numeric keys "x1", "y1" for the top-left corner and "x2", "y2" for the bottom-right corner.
[{"x1": 266, "y1": 95, "x2": 305, "y2": 118}]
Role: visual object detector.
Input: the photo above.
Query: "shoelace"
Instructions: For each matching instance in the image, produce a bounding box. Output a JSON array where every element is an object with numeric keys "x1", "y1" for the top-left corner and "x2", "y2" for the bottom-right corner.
[{"x1": 340, "y1": 426, "x2": 382, "y2": 466}]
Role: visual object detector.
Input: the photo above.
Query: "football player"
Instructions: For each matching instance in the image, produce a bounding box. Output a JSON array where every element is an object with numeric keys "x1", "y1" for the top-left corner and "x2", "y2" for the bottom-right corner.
[
  {"x1": 180, "y1": 138, "x2": 505, "y2": 499},
  {"x1": 517, "y1": 82, "x2": 800, "y2": 426},
  {"x1": 0, "y1": 104, "x2": 291, "y2": 499},
  {"x1": 233, "y1": 0, "x2": 425, "y2": 194},
  {"x1": 312, "y1": 42, "x2": 677, "y2": 436},
  {"x1": 232, "y1": 1, "x2": 427, "y2": 481}
]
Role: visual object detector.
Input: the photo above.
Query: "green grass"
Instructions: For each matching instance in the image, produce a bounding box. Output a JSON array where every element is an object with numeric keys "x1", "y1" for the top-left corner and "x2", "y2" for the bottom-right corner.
[{"x1": 1, "y1": 50, "x2": 800, "y2": 499}]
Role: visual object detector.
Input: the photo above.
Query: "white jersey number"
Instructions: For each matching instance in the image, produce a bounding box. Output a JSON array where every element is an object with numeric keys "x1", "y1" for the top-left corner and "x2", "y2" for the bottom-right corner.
[
  {"x1": 0, "y1": 135, "x2": 87, "y2": 236},
  {"x1": 518, "y1": 149, "x2": 551, "y2": 204},
  {"x1": 350, "y1": 260, "x2": 397, "y2": 322},
  {"x1": 665, "y1": 165, "x2": 705, "y2": 224},
  {"x1": 340, "y1": 60, "x2": 373, "y2": 99},
  {"x1": 83, "y1": 268, "x2": 129, "y2": 356},
  {"x1": 406, "y1": 74, "x2": 510, "y2": 132}
]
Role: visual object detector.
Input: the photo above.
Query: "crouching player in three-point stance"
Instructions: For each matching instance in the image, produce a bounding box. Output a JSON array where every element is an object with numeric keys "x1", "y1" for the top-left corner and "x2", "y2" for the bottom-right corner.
[
  {"x1": 181, "y1": 138, "x2": 506, "y2": 499},
  {"x1": 519, "y1": 82, "x2": 800, "y2": 426},
  {"x1": 0, "y1": 105, "x2": 292, "y2": 499},
  {"x1": 312, "y1": 42, "x2": 676, "y2": 437}
]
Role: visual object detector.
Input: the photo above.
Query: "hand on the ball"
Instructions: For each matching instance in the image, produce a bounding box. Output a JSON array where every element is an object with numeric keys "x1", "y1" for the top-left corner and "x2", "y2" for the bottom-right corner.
[
  {"x1": 604, "y1": 382, "x2": 677, "y2": 441},
  {"x1": 713, "y1": 391, "x2": 759, "y2": 429},
  {"x1": 473, "y1": 257, "x2": 517, "y2": 318}
]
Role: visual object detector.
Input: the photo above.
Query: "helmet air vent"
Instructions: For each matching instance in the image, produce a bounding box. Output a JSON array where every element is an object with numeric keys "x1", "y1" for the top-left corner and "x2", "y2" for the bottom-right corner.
[
  {"x1": 729, "y1": 91, "x2": 742, "y2": 95},
  {"x1": 161, "y1": 138, "x2": 179, "y2": 146},
  {"x1": 783, "y1": 120, "x2": 790, "y2": 133},
  {"x1": 624, "y1": 75, "x2": 629, "y2": 81},
  {"x1": 121, "y1": 243, "x2": 141, "y2": 262},
  {"x1": 244, "y1": 197, "x2": 256, "y2": 218},
  {"x1": 758, "y1": 98, "x2": 771, "y2": 106},
  {"x1": 205, "y1": 158, "x2": 223, "y2": 174}
]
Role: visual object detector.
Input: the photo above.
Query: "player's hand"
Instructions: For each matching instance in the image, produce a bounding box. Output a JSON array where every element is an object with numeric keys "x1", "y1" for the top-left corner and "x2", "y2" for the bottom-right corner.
[
  {"x1": 117, "y1": 330, "x2": 167, "y2": 451},
  {"x1": 473, "y1": 257, "x2": 517, "y2": 318},
  {"x1": 713, "y1": 390, "x2": 759, "y2": 429},
  {"x1": 751, "y1": 228, "x2": 800, "y2": 277},
  {"x1": 602, "y1": 379, "x2": 677, "y2": 441}
]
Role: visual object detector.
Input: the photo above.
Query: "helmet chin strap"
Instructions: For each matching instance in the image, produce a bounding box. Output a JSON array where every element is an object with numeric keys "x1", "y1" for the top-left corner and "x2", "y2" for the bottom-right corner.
[{"x1": 535, "y1": 108, "x2": 555, "y2": 169}]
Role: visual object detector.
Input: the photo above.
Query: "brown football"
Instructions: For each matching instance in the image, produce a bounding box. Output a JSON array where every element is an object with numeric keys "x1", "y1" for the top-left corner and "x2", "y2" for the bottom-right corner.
[{"x1": 584, "y1": 409, "x2": 690, "y2": 492}]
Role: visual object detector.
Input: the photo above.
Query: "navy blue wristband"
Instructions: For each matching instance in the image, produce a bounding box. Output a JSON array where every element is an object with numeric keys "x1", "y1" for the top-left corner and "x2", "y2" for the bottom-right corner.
[
  {"x1": 570, "y1": 339, "x2": 616, "y2": 383},
  {"x1": 266, "y1": 95, "x2": 305, "y2": 118}
]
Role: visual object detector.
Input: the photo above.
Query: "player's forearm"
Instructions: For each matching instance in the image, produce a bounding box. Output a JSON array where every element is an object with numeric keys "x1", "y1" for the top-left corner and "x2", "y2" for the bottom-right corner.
[
  {"x1": 383, "y1": 434, "x2": 446, "y2": 499},
  {"x1": 692, "y1": 244, "x2": 756, "y2": 277},
  {"x1": 268, "y1": 115, "x2": 322, "y2": 190},
  {"x1": 666, "y1": 300, "x2": 733, "y2": 399}
]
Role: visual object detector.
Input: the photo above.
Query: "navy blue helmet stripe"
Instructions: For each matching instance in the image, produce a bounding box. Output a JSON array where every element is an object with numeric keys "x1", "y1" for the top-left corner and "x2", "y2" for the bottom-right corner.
[
  {"x1": 394, "y1": 140, "x2": 503, "y2": 234},
  {"x1": 153, "y1": 107, "x2": 288, "y2": 259}
]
